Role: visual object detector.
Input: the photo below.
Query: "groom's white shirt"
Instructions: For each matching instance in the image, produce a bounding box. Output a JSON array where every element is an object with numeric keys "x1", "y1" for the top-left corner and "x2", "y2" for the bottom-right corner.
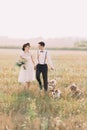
[{"x1": 36, "y1": 50, "x2": 54, "y2": 68}]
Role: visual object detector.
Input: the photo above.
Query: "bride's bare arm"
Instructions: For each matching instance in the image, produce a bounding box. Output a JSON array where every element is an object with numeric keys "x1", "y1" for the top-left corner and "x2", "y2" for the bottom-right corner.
[{"x1": 31, "y1": 55, "x2": 35, "y2": 66}]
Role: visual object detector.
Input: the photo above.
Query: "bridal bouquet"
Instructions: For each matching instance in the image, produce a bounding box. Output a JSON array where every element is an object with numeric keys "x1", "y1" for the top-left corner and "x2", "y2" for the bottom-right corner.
[{"x1": 16, "y1": 58, "x2": 27, "y2": 69}]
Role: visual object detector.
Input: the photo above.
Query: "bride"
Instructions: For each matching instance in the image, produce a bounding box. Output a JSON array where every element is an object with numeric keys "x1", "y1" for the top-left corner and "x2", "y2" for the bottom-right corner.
[{"x1": 18, "y1": 43, "x2": 35, "y2": 89}]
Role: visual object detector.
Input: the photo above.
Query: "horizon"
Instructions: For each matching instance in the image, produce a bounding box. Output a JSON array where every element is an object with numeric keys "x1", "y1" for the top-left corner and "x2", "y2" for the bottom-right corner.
[
  {"x1": 0, "y1": 36, "x2": 87, "y2": 48},
  {"x1": 0, "y1": 35, "x2": 87, "y2": 40}
]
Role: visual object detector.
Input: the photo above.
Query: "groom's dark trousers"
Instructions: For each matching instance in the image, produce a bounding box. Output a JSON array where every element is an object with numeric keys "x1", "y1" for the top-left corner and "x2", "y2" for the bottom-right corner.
[{"x1": 36, "y1": 64, "x2": 48, "y2": 91}]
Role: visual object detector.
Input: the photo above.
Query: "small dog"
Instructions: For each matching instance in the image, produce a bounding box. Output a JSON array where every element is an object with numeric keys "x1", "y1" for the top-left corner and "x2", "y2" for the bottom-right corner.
[
  {"x1": 48, "y1": 79, "x2": 61, "y2": 99},
  {"x1": 52, "y1": 89, "x2": 61, "y2": 99},
  {"x1": 48, "y1": 79, "x2": 57, "y2": 91},
  {"x1": 69, "y1": 83, "x2": 83, "y2": 98}
]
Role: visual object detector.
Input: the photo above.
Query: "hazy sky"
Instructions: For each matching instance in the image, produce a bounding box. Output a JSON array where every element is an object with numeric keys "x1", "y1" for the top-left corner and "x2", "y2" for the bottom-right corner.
[{"x1": 0, "y1": 0, "x2": 87, "y2": 39}]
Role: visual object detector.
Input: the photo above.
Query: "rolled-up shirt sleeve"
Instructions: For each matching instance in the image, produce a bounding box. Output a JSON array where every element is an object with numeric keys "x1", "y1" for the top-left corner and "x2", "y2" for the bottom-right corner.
[{"x1": 47, "y1": 51, "x2": 54, "y2": 69}]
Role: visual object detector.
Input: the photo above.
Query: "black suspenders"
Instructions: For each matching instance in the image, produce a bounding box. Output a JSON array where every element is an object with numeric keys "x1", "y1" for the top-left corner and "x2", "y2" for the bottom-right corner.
[{"x1": 37, "y1": 50, "x2": 47, "y2": 64}]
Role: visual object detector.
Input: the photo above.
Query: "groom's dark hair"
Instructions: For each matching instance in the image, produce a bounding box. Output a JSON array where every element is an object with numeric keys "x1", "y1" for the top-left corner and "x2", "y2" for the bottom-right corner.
[{"x1": 38, "y1": 41, "x2": 45, "y2": 47}]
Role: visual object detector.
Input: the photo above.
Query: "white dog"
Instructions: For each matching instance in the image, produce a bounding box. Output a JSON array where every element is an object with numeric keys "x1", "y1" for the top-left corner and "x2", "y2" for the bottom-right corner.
[
  {"x1": 52, "y1": 89, "x2": 61, "y2": 99},
  {"x1": 48, "y1": 79, "x2": 57, "y2": 91}
]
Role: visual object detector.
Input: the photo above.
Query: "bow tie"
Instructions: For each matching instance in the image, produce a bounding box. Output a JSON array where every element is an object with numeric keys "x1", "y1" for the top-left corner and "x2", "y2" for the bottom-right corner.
[{"x1": 40, "y1": 51, "x2": 44, "y2": 52}]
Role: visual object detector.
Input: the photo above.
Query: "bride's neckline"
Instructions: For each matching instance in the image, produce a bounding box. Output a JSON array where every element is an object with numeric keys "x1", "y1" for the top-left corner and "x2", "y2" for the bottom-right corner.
[{"x1": 24, "y1": 51, "x2": 30, "y2": 54}]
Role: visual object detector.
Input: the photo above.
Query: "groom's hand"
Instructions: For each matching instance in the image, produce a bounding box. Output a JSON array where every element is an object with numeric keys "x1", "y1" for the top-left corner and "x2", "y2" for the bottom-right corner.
[{"x1": 51, "y1": 67, "x2": 54, "y2": 70}]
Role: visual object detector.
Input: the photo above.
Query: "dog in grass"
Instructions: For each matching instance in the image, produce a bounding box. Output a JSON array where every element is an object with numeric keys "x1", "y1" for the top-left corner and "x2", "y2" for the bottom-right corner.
[
  {"x1": 52, "y1": 89, "x2": 61, "y2": 99},
  {"x1": 48, "y1": 79, "x2": 57, "y2": 91},
  {"x1": 69, "y1": 83, "x2": 83, "y2": 98},
  {"x1": 48, "y1": 79, "x2": 61, "y2": 99}
]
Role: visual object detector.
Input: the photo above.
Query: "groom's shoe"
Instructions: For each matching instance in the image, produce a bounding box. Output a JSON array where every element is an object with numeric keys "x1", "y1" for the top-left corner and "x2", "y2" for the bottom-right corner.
[
  {"x1": 38, "y1": 84, "x2": 43, "y2": 94},
  {"x1": 39, "y1": 84, "x2": 43, "y2": 90}
]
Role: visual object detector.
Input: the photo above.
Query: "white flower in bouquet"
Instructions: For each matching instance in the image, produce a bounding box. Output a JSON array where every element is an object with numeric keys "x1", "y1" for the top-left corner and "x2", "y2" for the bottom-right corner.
[{"x1": 16, "y1": 58, "x2": 27, "y2": 69}]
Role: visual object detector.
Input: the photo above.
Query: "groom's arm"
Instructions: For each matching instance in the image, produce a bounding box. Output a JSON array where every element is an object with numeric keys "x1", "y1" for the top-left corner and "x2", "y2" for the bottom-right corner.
[{"x1": 47, "y1": 51, "x2": 54, "y2": 70}]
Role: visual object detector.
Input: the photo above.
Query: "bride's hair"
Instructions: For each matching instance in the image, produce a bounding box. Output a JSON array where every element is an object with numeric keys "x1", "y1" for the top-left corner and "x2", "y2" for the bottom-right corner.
[{"x1": 22, "y1": 43, "x2": 30, "y2": 51}]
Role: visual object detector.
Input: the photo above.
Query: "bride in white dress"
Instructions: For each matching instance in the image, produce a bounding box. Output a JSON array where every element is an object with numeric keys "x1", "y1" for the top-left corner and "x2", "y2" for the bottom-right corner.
[{"x1": 18, "y1": 43, "x2": 35, "y2": 89}]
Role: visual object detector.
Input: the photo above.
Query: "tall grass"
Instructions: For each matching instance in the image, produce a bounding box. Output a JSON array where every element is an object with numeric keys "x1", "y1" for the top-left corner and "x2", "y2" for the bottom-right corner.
[{"x1": 0, "y1": 50, "x2": 87, "y2": 130}]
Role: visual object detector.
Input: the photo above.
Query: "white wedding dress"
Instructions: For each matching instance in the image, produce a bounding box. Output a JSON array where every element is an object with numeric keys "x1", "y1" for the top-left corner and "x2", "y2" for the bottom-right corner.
[{"x1": 18, "y1": 51, "x2": 35, "y2": 83}]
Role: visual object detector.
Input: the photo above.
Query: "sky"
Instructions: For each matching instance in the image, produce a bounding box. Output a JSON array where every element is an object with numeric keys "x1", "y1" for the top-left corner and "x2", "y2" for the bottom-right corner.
[{"x1": 0, "y1": 0, "x2": 87, "y2": 39}]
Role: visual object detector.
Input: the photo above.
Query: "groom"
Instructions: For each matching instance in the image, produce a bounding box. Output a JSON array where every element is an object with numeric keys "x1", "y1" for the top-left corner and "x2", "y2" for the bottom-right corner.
[{"x1": 35, "y1": 41, "x2": 54, "y2": 92}]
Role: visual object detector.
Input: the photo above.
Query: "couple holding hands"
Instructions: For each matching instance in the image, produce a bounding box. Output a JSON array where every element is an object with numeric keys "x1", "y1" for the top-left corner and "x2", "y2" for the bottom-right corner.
[{"x1": 18, "y1": 41, "x2": 54, "y2": 92}]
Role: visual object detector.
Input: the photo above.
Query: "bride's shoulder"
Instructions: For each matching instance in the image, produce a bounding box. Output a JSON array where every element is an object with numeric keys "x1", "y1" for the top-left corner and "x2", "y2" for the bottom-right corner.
[
  {"x1": 29, "y1": 51, "x2": 33, "y2": 55},
  {"x1": 19, "y1": 50, "x2": 24, "y2": 56}
]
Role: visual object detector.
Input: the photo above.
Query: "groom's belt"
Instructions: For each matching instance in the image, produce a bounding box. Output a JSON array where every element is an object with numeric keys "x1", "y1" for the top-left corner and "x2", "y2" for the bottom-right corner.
[{"x1": 37, "y1": 63, "x2": 47, "y2": 65}]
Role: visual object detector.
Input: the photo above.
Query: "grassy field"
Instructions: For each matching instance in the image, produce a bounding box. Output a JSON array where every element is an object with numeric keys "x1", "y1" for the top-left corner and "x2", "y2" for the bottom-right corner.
[{"x1": 0, "y1": 49, "x2": 87, "y2": 130}]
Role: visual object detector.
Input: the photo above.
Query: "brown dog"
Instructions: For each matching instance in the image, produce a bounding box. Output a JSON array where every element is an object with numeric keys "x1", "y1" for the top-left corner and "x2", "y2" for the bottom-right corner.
[{"x1": 69, "y1": 84, "x2": 83, "y2": 98}]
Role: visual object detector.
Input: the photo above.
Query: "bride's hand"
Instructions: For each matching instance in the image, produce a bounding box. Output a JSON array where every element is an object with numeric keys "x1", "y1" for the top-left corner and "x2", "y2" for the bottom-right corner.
[{"x1": 34, "y1": 66, "x2": 36, "y2": 70}]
